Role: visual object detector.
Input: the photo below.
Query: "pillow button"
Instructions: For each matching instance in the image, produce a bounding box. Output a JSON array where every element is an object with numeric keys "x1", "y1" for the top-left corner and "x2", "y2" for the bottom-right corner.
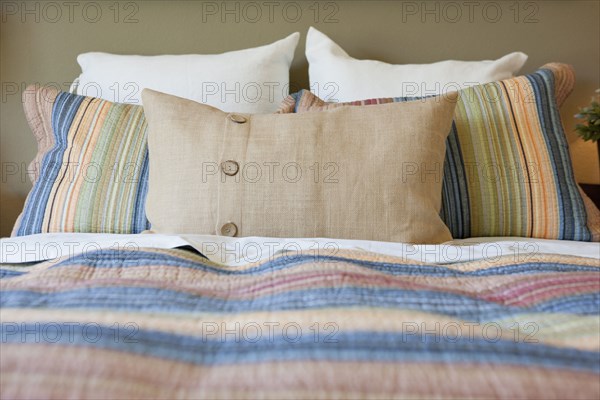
[
  {"x1": 220, "y1": 222, "x2": 238, "y2": 237},
  {"x1": 221, "y1": 160, "x2": 239, "y2": 176},
  {"x1": 229, "y1": 114, "x2": 247, "y2": 124}
]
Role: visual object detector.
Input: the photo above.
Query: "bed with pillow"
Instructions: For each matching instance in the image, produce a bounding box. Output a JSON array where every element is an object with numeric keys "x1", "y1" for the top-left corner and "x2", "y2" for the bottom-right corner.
[{"x1": 1, "y1": 28, "x2": 599, "y2": 400}]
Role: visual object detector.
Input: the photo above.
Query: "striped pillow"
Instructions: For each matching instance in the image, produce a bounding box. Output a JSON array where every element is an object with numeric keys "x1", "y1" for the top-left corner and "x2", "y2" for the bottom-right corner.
[
  {"x1": 13, "y1": 86, "x2": 150, "y2": 236},
  {"x1": 278, "y1": 64, "x2": 597, "y2": 241}
]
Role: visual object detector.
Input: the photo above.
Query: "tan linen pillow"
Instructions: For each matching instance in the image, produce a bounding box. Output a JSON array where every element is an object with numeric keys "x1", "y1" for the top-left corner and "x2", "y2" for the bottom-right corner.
[{"x1": 142, "y1": 89, "x2": 458, "y2": 243}]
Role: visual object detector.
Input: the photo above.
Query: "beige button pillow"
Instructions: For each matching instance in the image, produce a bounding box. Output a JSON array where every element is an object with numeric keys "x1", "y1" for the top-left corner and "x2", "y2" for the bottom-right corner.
[{"x1": 142, "y1": 89, "x2": 458, "y2": 243}]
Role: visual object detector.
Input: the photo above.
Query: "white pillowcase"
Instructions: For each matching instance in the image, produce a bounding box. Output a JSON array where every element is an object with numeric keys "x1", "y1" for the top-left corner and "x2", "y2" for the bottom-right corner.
[
  {"x1": 72, "y1": 33, "x2": 299, "y2": 113},
  {"x1": 306, "y1": 27, "x2": 528, "y2": 101}
]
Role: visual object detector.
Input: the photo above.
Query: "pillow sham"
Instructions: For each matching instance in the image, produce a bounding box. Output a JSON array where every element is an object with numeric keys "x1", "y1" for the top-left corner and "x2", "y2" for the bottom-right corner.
[
  {"x1": 72, "y1": 32, "x2": 299, "y2": 113},
  {"x1": 13, "y1": 86, "x2": 149, "y2": 236},
  {"x1": 306, "y1": 27, "x2": 527, "y2": 101},
  {"x1": 142, "y1": 89, "x2": 458, "y2": 243},
  {"x1": 279, "y1": 64, "x2": 597, "y2": 241}
]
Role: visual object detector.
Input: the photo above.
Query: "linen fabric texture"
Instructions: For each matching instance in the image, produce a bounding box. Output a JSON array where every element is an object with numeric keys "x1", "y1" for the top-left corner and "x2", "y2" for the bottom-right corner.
[{"x1": 142, "y1": 89, "x2": 458, "y2": 243}]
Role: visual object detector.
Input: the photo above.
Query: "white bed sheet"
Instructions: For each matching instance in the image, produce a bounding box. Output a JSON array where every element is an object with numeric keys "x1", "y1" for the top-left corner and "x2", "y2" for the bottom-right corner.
[{"x1": 1, "y1": 233, "x2": 598, "y2": 266}]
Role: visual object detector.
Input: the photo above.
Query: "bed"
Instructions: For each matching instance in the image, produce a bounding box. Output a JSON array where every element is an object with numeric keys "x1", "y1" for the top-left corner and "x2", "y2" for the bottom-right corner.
[
  {"x1": 1, "y1": 234, "x2": 599, "y2": 399},
  {"x1": 1, "y1": 23, "x2": 599, "y2": 400}
]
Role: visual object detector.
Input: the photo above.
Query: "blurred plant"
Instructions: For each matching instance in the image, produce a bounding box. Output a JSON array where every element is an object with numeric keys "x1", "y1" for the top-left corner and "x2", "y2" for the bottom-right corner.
[{"x1": 574, "y1": 89, "x2": 600, "y2": 142}]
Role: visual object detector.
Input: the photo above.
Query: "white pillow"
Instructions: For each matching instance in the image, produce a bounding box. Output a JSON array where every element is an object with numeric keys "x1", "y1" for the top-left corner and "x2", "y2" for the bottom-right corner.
[
  {"x1": 72, "y1": 33, "x2": 299, "y2": 113},
  {"x1": 306, "y1": 27, "x2": 528, "y2": 101}
]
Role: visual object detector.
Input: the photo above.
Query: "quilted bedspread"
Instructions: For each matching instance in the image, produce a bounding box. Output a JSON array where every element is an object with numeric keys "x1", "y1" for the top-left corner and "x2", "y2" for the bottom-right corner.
[{"x1": 1, "y1": 248, "x2": 599, "y2": 399}]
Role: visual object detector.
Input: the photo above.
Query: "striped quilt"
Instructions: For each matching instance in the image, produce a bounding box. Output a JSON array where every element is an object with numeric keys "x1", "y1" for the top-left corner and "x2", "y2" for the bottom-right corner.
[{"x1": 1, "y1": 248, "x2": 599, "y2": 399}]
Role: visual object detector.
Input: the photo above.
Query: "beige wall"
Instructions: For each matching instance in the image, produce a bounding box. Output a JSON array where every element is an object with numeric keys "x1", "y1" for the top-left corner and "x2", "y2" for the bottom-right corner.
[{"x1": 1, "y1": 0, "x2": 599, "y2": 236}]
